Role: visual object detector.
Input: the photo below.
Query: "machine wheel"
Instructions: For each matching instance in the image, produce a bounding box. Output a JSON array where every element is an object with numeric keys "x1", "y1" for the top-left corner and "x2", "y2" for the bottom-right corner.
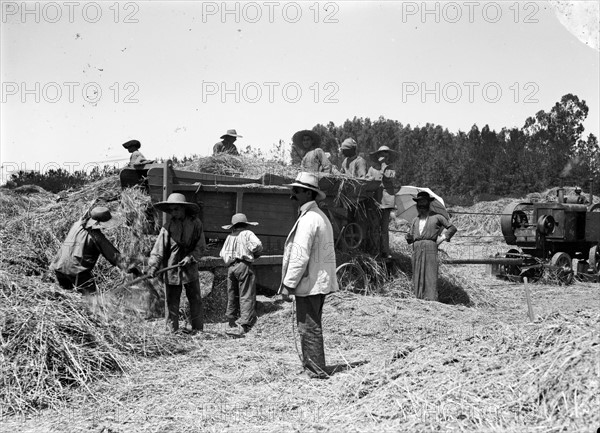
[
  {"x1": 336, "y1": 262, "x2": 368, "y2": 294},
  {"x1": 589, "y1": 245, "x2": 600, "y2": 274},
  {"x1": 550, "y1": 252, "x2": 574, "y2": 285},
  {"x1": 340, "y1": 223, "x2": 364, "y2": 250}
]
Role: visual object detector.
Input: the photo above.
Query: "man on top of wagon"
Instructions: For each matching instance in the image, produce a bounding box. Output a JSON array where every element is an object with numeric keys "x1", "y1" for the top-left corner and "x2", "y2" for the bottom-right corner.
[
  {"x1": 213, "y1": 129, "x2": 242, "y2": 156},
  {"x1": 338, "y1": 138, "x2": 368, "y2": 178},
  {"x1": 122, "y1": 139, "x2": 152, "y2": 166},
  {"x1": 570, "y1": 186, "x2": 590, "y2": 204},
  {"x1": 292, "y1": 129, "x2": 332, "y2": 173}
]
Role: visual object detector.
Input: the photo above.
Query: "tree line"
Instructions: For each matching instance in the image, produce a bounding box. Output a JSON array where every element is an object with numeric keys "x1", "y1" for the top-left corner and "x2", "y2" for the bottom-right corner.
[{"x1": 311, "y1": 94, "x2": 599, "y2": 201}]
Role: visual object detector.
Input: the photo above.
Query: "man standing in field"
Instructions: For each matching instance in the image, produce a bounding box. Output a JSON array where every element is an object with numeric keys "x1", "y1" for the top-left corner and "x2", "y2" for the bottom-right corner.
[
  {"x1": 147, "y1": 193, "x2": 207, "y2": 333},
  {"x1": 280, "y1": 172, "x2": 338, "y2": 379},
  {"x1": 213, "y1": 129, "x2": 242, "y2": 156},
  {"x1": 220, "y1": 213, "x2": 263, "y2": 337}
]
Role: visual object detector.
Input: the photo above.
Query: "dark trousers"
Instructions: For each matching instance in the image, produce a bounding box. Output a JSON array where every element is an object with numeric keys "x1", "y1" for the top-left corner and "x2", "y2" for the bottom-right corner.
[
  {"x1": 296, "y1": 294, "x2": 326, "y2": 373},
  {"x1": 165, "y1": 279, "x2": 203, "y2": 332},
  {"x1": 225, "y1": 261, "x2": 257, "y2": 328},
  {"x1": 54, "y1": 270, "x2": 97, "y2": 295}
]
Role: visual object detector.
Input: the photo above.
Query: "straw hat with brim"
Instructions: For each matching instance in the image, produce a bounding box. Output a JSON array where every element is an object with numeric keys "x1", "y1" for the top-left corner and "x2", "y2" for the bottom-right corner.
[
  {"x1": 85, "y1": 206, "x2": 121, "y2": 230},
  {"x1": 285, "y1": 172, "x2": 326, "y2": 201},
  {"x1": 222, "y1": 213, "x2": 259, "y2": 230},
  {"x1": 413, "y1": 191, "x2": 436, "y2": 203},
  {"x1": 369, "y1": 145, "x2": 398, "y2": 162},
  {"x1": 220, "y1": 129, "x2": 243, "y2": 139},
  {"x1": 154, "y1": 193, "x2": 200, "y2": 214},
  {"x1": 122, "y1": 139, "x2": 141, "y2": 150},
  {"x1": 292, "y1": 130, "x2": 321, "y2": 148}
]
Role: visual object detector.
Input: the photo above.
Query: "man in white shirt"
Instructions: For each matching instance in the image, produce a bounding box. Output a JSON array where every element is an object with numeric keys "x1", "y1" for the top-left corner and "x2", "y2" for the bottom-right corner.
[
  {"x1": 220, "y1": 213, "x2": 263, "y2": 336},
  {"x1": 280, "y1": 172, "x2": 338, "y2": 378}
]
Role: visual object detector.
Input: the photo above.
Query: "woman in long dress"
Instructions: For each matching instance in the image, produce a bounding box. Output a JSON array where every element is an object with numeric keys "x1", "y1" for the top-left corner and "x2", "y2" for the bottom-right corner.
[{"x1": 405, "y1": 191, "x2": 457, "y2": 301}]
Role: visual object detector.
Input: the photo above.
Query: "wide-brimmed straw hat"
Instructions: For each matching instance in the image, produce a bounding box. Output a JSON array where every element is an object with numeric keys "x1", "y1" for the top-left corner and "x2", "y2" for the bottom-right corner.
[
  {"x1": 122, "y1": 139, "x2": 141, "y2": 150},
  {"x1": 412, "y1": 191, "x2": 436, "y2": 203},
  {"x1": 220, "y1": 129, "x2": 243, "y2": 139},
  {"x1": 222, "y1": 213, "x2": 259, "y2": 230},
  {"x1": 369, "y1": 145, "x2": 398, "y2": 162},
  {"x1": 292, "y1": 130, "x2": 321, "y2": 148},
  {"x1": 85, "y1": 206, "x2": 121, "y2": 230},
  {"x1": 285, "y1": 172, "x2": 326, "y2": 201},
  {"x1": 154, "y1": 193, "x2": 200, "y2": 214}
]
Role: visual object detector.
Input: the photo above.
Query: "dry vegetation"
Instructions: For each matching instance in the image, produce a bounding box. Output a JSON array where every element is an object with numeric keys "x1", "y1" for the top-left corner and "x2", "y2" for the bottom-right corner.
[{"x1": 1, "y1": 155, "x2": 598, "y2": 432}]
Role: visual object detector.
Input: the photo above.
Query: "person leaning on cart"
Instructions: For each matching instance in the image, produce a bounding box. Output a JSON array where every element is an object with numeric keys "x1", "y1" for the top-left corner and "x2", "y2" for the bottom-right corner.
[
  {"x1": 366, "y1": 145, "x2": 398, "y2": 258},
  {"x1": 147, "y1": 193, "x2": 207, "y2": 333},
  {"x1": 405, "y1": 191, "x2": 457, "y2": 301},
  {"x1": 50, "y1": 206, "x2": 139, "y2": 295},
  {"x1": 279, "y1": 172, "x2": 339, "y2": 379}
]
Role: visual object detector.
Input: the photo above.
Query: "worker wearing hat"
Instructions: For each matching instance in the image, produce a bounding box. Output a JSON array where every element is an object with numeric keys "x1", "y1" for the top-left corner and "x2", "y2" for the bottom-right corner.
[
  {"x1": 292, "y1": 130, "x2": 332, "y2": 173},
  {"x1": 213, "y1": 129, "x2": 242, "y2": 156},
  {"x1": 280, "y1": 172, "x2": 338, "y2": 378},
  {"x1": 366, "y1": 145, "x2": 399, "y2": 258},
  {"x1": 573, "y1": 186, "x2": 590, "y2": 204},
  {"x1": 406, "y1": 191, "x2": 457, "y2": 301},
  {"x1": 339, "y1": 138, "x2": 368, "y2": 178},
  {"x1": 147, "y1": 193, "x2": 207, "y2": 333},
  {"x1": 50, "y1": 207, "x2": 137, "y2": 295},
  {"x1": 220, "y1": 213, "x2": 263, "y2": 337},
  {"x1": 122, "y1": 139, "x2": 150, "y2": 166}
]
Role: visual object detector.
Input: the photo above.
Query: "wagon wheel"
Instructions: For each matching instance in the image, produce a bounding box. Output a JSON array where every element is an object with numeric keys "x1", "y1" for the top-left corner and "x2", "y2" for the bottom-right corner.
[
  {"x1": 340, "y1": 223, "x2": 364, "y2": 250},
  {"x1": 589, "y1": 245, "x2": 599, "y2": 275},
  {"x1": 336, "y1": 262, "x2": 368, "y2": 294},
  {"x1": 502, "y1": 249, "x2": 522, "y2": 282},
  {"x1": 550, "y1": 252, "x2": 574, "y2": 285}
]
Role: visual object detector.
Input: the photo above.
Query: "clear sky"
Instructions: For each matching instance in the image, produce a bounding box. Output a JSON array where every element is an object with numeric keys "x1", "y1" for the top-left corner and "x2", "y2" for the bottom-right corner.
[{"x1": 1, "y1": 1, "x2": 598, "y2": 179}]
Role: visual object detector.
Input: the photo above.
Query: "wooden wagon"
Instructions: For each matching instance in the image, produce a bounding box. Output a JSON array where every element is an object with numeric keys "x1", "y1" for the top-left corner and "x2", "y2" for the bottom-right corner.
[{"x1": 120, "y1": 161, "x2": 384, "y2": 293}]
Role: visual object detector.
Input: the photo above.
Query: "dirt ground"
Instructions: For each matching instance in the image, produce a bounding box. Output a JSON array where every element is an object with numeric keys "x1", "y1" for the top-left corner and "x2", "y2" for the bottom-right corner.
[{"x1": 2, "y1": 263, "x2": 598, "y2": 433}]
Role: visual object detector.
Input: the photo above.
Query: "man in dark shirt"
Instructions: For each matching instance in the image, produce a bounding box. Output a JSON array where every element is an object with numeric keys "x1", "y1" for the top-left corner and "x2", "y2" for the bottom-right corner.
[{"x1": 213, "y1": 129, "x2": 242, "y2": 155}]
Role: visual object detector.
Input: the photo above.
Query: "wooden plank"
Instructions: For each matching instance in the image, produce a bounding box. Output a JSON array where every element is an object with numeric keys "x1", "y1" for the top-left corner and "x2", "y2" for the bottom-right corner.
[
  {"x1": 236, "y1": 192, "x2": 244, "y2": 213},
  {"x1": 147, "y1": 167, "x2": 258, "y2": 187}
]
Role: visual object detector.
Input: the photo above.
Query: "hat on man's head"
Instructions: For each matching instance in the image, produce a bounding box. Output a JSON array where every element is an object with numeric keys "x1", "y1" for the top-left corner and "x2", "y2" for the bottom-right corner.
[
  {"x1": 285, "y1": 172, "x2": 326, "y2": 201},
  {"x1": 122, "y1": 139, "x2": 141, "y2": 150},
  {"x1": 341, "y1": 138, "x2": 357, "y2": 150},
  {"x1": 222, "y1": 213, "x2": 259, "y2": 230},
  {"x1": 154, "y1": 193, "x2": 200, "y2": 214},
  {"x1": 369, "y1": 145, "x2": 398, "y2": 162},
  {"x1": 220, "y1": 129, "x2": 243, "y2": 139},
  {"x1": 412, "y1": 191, "x2": 436, "y2": 203},
  {"x1": 292, "y1": 130, "x2": 322, "y2": 148},
  {"x1": 85, "y1": 206, "x2": 121, "y2": 230}
]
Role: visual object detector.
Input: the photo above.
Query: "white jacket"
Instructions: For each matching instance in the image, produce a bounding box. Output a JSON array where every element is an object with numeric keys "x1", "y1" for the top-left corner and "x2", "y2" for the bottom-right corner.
[{"x1": 281, "y1": 201, "x2": 338, "y2": 297}]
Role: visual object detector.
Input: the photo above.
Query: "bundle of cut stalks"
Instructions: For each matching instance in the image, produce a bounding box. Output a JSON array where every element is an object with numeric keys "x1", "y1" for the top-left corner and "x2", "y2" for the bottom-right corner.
[{"x1": 0, "y1": 272, "x2": 195, "y2": 415}]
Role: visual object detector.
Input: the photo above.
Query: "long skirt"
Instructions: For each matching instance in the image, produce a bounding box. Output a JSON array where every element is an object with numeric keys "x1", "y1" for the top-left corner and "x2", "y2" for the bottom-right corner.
[{"x1": 412, "y1": 240, "x2": 439, "y2": 301}]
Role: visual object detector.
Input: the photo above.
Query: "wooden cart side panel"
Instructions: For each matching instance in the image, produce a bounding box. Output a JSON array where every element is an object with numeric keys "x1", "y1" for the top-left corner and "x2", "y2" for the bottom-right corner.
[{"x1": 147, "y1": 167, "x2": 258, "y2": 186}]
